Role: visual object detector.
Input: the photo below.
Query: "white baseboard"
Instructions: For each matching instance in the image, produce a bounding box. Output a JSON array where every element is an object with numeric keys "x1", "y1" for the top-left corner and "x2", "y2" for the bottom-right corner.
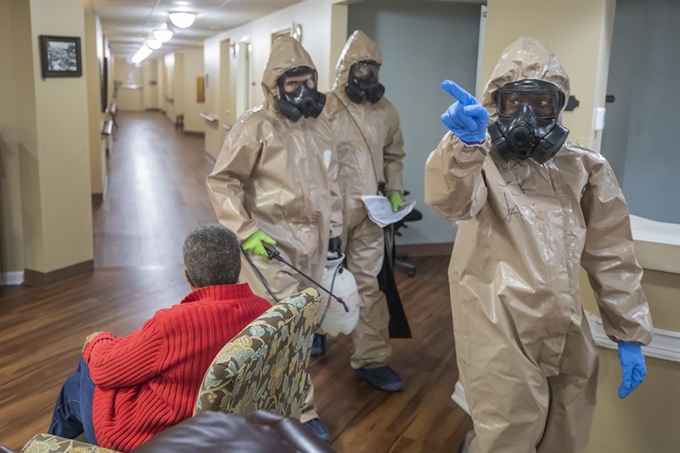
[
  {"x1": 585, "y1": 311, "x2": 680, "y2": 363},
  {"x1": 451, "y1": 381, "x2": 470, "y2": 415},
  {"x1": 1, "y1": 271, "x2": 24, "y2": 286}
]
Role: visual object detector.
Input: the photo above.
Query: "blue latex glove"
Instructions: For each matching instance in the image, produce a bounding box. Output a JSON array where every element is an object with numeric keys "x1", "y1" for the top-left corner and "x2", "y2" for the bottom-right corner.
[
  {"x1": 617, "y1": 342, "x2": 647, "y2": 399},
  {"x1": 440, "y1": 80, "x2": 489, "y2": 144}
]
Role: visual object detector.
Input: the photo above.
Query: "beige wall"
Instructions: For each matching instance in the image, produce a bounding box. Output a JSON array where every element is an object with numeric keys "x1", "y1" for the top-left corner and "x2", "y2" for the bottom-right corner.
[
  {"x1": 580, "y1": 267, "x2": 680, "y2": 452},
  {"x1": 22, "y1": 0, "x2": 94, "y2": 272},
  {"x1": 174, "y1": 52, "x2": 185, "y2": 123},
  {"x1": 161, "y1": 49, "x2": 203, "y2": 131},
  {"x1": 115, "y1": 61, "x2": 144, "y2": 111},
  {"x1": 482, "y1": 0, "x2": 615, "y2": 151},
  {"x1": 580, "y1": 217, "x2": 680, "y2": 453},
  {"x1": 157, "y1": 56, "x2": 166, "y2": 113},
  {"x1": 203, "y1": 0, "x2": 348, "y2": 158},
  {"x1": 202, "y1": 37, "x2": 222, "y2": 159},
  {"x1": 106, "y1": 47, "x2": 113, "y2": 108},
  {"x1": 84, "y1": 9, "x2": 106, "y2": 195},
  {"x1": 588, "y1": 350, "x2": 680, "y2": 452},
  {"x1": 0, "y1": 0, "x2": 35, "y2": 275},
  {"x1": 164, "y1": 53, "x2": 174, "y2": 119},
  {"x1": 182, "y1": 48, "x2": 205, "y2": 133},
  {"x1": 143, "y1": 59, "x2": 159, "y2": 110},
  {"x1": 330, "y1": 3, "x2": 349, "y2": 82},
  {"x1": 164, "y1": 52, "x2": 178, "y2": 123}
]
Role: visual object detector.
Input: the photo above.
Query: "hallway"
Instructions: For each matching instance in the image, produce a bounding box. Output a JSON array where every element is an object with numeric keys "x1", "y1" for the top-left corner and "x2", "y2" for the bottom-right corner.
[
  {"x1": 0, "y1": 112, "x2": 471, "y2": 452},
  {"x1": 93, "y1": 111, "x2": 217, "y2": 268}
]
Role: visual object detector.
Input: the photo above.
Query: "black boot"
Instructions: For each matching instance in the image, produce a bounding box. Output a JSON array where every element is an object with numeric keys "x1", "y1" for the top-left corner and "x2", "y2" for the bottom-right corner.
[
  {"x1": 311, "y1": 333, "x2": 326, "y2": 356},
  {"x1": 304, "y1": 418, "x2": 330, "y2": 442},
  {"x1": 355, "y1": 365, "x2": 403, "y2": 392}
]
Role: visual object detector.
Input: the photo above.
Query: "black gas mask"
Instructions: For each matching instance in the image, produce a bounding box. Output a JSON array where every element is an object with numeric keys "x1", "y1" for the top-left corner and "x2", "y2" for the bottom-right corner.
[
  {"x1": 488, "y1": 79, "x2": 569, "y2": 164},
  {"x1": 345, "y1": 60, "x2": 385, "y2": 104},
  {"x1": 276, "y1": 66, "x2": 326, "y2": 122}
]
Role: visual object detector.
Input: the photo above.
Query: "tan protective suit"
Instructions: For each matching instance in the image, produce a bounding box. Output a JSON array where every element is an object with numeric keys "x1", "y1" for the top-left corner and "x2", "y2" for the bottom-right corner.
[
  {"x1": 325, "y1": 31, "x2": 405, "y2": 369},
  {"x1": 207, "y1": 36, "x2": 343, "y2": 422},
  {"x1": 424, "y1": 37, "x2": 653, "y2": 453}
]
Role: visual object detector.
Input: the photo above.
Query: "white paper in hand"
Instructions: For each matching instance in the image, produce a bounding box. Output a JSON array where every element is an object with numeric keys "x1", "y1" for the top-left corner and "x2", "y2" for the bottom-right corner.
[{"x1": 361, "y1": 195, "x2": 416, "y2": 228}]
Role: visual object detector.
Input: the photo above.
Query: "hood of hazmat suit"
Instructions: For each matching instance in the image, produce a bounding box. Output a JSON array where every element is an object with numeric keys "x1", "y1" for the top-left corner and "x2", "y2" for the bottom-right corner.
[
  {"x1": 425, "y1": 37, "x2": 653, "y2": 453},
  {"x1": 207, "y1": 36, "x2": 343, "y2": 304}
]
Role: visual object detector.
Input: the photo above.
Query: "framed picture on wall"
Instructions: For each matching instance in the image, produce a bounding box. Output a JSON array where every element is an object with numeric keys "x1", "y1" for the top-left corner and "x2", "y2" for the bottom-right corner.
[{"x1": 39, "y1": 35, "x2": 82, "y2": 78}]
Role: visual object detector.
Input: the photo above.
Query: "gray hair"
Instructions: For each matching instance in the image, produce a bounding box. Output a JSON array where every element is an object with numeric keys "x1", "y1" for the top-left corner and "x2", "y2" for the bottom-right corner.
[{"x1": 183, "y1": 224, "x2": 241, "y2": 288}]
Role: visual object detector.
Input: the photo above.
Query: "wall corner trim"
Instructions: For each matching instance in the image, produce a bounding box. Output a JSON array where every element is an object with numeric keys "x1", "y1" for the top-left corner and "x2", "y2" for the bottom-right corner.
[
  {"x1": 586, "y1": 311, "x2": 680, "y2": 363},
  {"x1": 1, "y1": 271, "x2": 25, "y2": 286},
  {"x1": 24, "y1": 260, "x2": 94, "y2": 287}
]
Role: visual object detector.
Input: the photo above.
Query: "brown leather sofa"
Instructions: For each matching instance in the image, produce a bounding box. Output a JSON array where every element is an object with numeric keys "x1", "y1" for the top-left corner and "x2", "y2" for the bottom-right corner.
[
  {"x1": 132, "y1": 411, "x2": 334, "y2": 453},
  {"x1": 2, "y1": 411, "x2": 334, "y2": 453}
]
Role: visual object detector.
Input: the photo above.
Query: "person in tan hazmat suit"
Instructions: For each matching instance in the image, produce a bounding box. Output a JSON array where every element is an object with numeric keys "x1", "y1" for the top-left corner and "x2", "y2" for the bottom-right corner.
[
  {"x1": 207, "y1": 36, "x2": 342, "y2": 442},
  {"x1": 314, "y1": 30, "x2": 406, "y2": 392},
  {"x1": 425, "y1": 37, "x2": 653, "y2": 453}
]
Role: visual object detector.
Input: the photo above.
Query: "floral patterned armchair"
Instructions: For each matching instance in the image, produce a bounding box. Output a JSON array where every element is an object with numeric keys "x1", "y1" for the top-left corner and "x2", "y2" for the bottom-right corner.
[
  {"x1": 195, "y1": 287, "x2": 320, "y2": 419},
  {"x1": 16, "y1": 289, "x2": 320, "y2": 453},
  {"x1": 19, "y1": 434, "x2": 116, "y2": 453}
]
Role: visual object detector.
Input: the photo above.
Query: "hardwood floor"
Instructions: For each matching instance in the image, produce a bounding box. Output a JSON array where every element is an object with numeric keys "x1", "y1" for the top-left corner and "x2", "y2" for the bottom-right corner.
[
  {"x1": 312, "y1": 256, "x2": 473, "y2": 453},
  {"x1": 0, "y1": 112, "x2": 471, "y2": 452},
  {"x1": 93, "y1": 112, "x2": 218, "y2": 268}
]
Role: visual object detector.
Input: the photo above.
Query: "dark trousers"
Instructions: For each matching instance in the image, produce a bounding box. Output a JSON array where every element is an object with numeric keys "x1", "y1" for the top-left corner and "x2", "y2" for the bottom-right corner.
[{"x1": 48, "y1": 358, "x2": 97, "y2": 444}]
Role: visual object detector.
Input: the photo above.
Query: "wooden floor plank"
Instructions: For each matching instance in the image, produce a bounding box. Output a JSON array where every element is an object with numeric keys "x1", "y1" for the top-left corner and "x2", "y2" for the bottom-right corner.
[{"x1": 0, "y1": 112, "x2": 472, "y2": 452}]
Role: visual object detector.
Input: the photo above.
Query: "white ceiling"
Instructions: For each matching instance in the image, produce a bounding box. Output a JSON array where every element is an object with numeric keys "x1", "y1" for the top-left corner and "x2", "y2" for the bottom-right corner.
[{"x1": 86, "y1": 0, "x2": 303, "y2": 61}]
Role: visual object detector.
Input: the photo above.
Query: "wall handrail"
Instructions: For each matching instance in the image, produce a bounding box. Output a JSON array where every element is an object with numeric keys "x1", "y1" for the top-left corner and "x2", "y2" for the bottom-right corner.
[
  {"x1": 101, "y1": 120, "x2": 114, "y2": 137},
  {"x1": 200, "y1": 113, "x2": 218, "y2": 123}
]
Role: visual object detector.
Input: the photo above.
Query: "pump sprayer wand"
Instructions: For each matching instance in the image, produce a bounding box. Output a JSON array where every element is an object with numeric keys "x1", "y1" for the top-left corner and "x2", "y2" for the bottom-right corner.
[{"x1": 263, "y1": 243, "x2": 349, "y2": 312}]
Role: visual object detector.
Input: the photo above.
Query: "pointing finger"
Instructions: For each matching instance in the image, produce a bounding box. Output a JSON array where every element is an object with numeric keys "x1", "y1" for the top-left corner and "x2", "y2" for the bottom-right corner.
[{"x1": 441, "y1": 80, "x2": 473, "y2": 104}]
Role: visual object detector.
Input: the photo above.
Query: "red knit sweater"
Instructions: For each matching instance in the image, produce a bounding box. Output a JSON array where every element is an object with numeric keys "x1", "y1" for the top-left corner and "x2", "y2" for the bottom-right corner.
[{"x1": 82, "y1": 283, "x2": 270, "y2": 452}]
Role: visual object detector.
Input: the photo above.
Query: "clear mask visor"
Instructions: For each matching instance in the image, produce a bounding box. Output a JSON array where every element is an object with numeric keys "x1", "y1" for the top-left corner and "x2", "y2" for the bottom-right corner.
[
  {"x1": 351, "y1": 61, "x2": 381, "y2": 81},
  {"x1": 279, "y1": 66, "x2": 317, "y2": 94},
  {"x1": 496, "y1": 79, "x2": 563, "y2": 118}
]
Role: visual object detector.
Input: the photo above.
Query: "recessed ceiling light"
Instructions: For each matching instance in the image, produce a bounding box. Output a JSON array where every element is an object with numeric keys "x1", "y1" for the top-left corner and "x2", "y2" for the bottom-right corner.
[
  {"x1": 153, "y1": 29, "x2": 174, "y2": 42},
  {"x1": 169, "y1": 12, "x2": 196, "y2": 29}
]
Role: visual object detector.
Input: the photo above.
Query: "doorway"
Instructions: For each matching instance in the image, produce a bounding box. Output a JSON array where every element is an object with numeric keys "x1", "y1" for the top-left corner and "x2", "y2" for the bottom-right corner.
[
  {"x1": 219, "y1": 38, "x2": 233, "y2": 144},
  {"x1": 235, "y1": 41, "x2": 250, "y2": 118}
]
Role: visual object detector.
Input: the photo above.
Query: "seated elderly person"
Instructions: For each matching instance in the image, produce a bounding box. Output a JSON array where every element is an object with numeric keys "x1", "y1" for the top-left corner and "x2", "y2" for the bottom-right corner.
[{"x1": 47, "y1": 224, "x2": 271, "y2": 451}]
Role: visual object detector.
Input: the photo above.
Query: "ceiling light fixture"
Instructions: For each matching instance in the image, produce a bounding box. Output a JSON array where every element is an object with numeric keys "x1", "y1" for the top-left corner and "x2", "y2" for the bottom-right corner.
[
  {"x1": 139, "y1": 45, "x2": 153, "y2": 57},
  {"x1": 153, "y1": 29, "x2": 174, "y2": 42},
  {"x1": 146, "y1": 39, "x2": 162, "y2": 50},
  {"x1": 169, "y1": 11, "x2": 196, "y2": 29},
  {"x1": 132, "y1": 45, "x2": 153, "y2": 64}
]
